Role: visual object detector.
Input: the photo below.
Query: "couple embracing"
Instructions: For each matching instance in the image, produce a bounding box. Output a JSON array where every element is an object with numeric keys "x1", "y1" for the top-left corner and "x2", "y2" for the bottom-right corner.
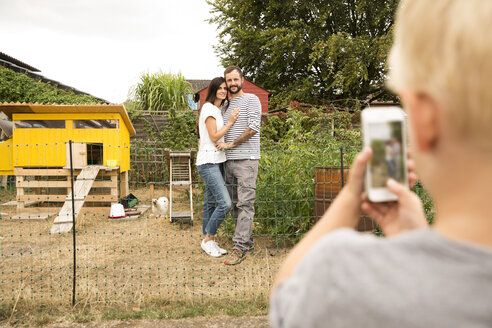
[{"x1": 195, "y1": 66, "x2": 261, "y2": 265}]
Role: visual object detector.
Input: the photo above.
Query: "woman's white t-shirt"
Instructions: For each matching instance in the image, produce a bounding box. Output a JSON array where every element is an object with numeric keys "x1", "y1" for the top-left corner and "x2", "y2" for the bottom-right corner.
[{"x1": 196, "y1": 102, "x2": 227, "y2": 165}]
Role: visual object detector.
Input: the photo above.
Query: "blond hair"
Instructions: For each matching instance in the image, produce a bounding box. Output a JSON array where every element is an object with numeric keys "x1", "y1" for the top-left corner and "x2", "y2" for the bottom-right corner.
[{"x1": 388, "y1": 0, "x2": 492, "y2": 148}]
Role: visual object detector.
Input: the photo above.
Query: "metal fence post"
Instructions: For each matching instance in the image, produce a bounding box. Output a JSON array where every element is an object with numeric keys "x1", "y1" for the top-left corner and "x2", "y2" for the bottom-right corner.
[
  {"x1": 69, "y1": 140, "x2": 77, "y2": 307},
  {"x1": 340, "y1": 146, "x2": 345, "y2": 187}
]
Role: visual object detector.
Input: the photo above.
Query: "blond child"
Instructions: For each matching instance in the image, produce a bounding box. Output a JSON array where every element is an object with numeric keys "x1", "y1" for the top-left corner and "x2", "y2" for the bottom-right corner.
[{"x1": 270, "y1": 1, "x2": 492, "y2": 327}]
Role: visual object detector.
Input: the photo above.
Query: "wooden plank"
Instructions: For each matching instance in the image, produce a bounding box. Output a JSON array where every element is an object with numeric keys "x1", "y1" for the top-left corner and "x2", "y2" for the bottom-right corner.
[
  {"x1": 170, "y1": 181, "x2": 191, "y2": 186},
  {"x1": 16, "y1": 207, "x2": 111, "y2": 215},
  {"x1": 15, "y1": 207, "x2": 60, "y2": 216},
  {"x1": 149, "y1": 183, "x2": 154, "y2": 199},
  {"x1": 15, "y1": 167, "x2": 118, "y2": 176},
  {"x1": 16, "y1": 175, "x2": 24, "y2": 209},
  {"x1": 120, "y1": 170, "x2": 128, "y2": 197},
  {"x1": 1, "y1": 201, "x2": 18, "y2": 206},
  {"x1": 110, "y1": 174, "x2": 118, "y2": 197},
  {"x1": 16, "y1": 195, "x2": 118, "y2": 202},
  {"x1": 15, "y1": 168, "x2": 69, "y2": 176},
  {"x1": 172, "y1": 211, "x2": 192, "y2": 218},
  {"x1": 10, "y1": 199, "x2": 41, "y2": 207},
  {"x1": 134, "y1": 204, "x2": 150, "y2": 215},
  {"x1": 50, "y1": 166, "x2": 100, "y2": 234},
  {"x1": 16, "y1": 180, "x2": 116, "y2": 188},
  {"x1": 67, "y1": 143, "x2": 87, "y2": 169},
  {"x1": 10, "y1": 212, "x2": 55, "y2": 220}
]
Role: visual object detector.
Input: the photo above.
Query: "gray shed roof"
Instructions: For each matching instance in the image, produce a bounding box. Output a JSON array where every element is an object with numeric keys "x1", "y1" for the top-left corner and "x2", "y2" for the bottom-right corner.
[
  {"x1": 0, "y1": 51, "x2": 109, "y2": 103},
  {"x1": 0, "y1": 51, "x2": 40, "y2": 72},
  {"x1": 187, "y1": 80, "x2": 211, "y2": 93}
]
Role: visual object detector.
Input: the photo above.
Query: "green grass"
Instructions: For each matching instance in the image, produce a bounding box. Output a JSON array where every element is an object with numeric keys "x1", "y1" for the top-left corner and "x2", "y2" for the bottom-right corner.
[{"x1": 0, "y1": 298, "x2": 269, "y2": 327}]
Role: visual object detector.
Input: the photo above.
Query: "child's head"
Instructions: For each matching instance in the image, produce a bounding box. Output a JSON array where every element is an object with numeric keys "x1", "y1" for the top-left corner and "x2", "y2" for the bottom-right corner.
[{"x1": 388, "y1": 0, "x2": 492, "y2": 150}]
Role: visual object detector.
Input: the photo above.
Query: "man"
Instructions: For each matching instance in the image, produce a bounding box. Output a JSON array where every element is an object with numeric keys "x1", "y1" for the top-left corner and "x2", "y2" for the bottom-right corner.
[
  {"x1": 216, "y1": 66, "x2": 261, "y2": 265},
  {"x1": 270, "y1": 0, "x2": 492, "y2": 327}
]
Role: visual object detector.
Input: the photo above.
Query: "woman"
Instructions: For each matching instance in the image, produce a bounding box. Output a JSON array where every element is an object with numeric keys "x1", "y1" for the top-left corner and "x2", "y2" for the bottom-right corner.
[{"x1": 196, "y1": 77, "x2": 240, "y2": 257}]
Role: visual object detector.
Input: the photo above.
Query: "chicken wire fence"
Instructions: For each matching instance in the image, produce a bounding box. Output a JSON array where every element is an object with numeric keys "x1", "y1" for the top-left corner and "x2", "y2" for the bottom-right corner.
[{"x1": 0, "y1": 141, "x2": 376, "y2": 307}]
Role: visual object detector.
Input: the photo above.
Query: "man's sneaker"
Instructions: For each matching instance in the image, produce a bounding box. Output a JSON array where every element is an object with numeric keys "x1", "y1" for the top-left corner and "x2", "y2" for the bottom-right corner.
[
  {"x1": 201, "y1": 240, "x2": 221, "y2": 257},
  {"x1": 213, "y1": 241, "x2": 227, "y2": 255},
  {"x1": 245, "y1": 244, "x2": 255, "y2": 254},
  {"x1": 224, "y1": 249, "x2": 245, "y2": 265}
]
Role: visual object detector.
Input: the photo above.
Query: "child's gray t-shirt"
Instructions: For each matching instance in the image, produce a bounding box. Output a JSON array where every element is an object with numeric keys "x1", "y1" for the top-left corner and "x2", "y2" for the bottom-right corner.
[{"x1": 270, "y1": 228, "x2": 492, "y2": 328}]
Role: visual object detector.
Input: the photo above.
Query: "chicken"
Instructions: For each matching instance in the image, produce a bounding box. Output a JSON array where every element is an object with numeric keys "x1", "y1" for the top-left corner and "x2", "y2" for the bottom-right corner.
[{"x1": 152, "y1": 197, "x2": 169, "y2": 218}]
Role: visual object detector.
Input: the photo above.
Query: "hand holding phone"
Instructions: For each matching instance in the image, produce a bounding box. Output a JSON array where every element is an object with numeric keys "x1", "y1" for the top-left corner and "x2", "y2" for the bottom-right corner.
[
  {"x1": 362, "y1": 107, "x2": 408, "y2": 202},
  {"x1": 361, "y1": 178, "x2": 428, "y2": 236}
]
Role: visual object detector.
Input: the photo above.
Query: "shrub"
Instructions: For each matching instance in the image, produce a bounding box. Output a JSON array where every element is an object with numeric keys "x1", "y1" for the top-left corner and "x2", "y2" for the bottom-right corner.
[{"x1": 0, "y1": 67, "x2": 102, "y2": 104}]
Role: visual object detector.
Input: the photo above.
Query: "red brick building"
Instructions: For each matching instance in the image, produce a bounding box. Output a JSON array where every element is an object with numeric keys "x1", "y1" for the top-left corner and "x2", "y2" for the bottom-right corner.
[{"x1": 188, "y1": 79, "x2": 271, "y2": 113}]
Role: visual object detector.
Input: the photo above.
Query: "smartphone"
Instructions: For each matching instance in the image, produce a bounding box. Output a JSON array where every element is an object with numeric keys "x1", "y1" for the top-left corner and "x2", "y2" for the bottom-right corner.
[{"x1": 362, "y1": 106, "x2": 408, "y2": 202}]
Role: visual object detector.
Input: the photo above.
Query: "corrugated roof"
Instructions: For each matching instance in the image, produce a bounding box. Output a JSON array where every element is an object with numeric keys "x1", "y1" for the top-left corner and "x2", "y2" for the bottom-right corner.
[
  {"x1": 187, "y1": 80, "x2": 211, "y2": 93},
  {"x1": 0, "y1": 51, "x2": 40, "y2": 72},
  {"x1": 188, "y1": 78, "x2": 272, "y2": 95},
  {"x1": 0, "y1": 119, "x2": 13, "y2": 138},
  {"x1": 0, "y1": 103, "x2": 136, "y2": 136},
  {"x1": 0, "y1": 51, "x2": 109, "y2": 103}
]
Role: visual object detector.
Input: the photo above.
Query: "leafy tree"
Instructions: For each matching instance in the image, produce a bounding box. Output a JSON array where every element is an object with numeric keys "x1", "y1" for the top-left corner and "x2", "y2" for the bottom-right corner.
[
  {"x1": 0, "y1": 67, "x2": 102, "y2": 104},
  {"x1": 207, "y1": 0, "x2": 398, "y2": 107}
]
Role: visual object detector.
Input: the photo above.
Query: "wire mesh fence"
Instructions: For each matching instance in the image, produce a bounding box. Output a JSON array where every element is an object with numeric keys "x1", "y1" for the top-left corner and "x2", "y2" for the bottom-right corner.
[{"x1": 0, "y1": 141, "x2": 409, "y2": 309}]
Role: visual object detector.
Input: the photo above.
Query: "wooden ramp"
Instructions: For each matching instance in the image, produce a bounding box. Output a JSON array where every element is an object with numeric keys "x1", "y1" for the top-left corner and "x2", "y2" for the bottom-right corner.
[{"x1": 50, "y1": 166, "x2": 101, "y2": 234}]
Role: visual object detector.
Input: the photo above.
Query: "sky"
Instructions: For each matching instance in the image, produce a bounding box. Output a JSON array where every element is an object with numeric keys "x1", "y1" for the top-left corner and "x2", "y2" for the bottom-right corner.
[{"x1": 0, "y1": 0, "x2": 224, "y2": 103}]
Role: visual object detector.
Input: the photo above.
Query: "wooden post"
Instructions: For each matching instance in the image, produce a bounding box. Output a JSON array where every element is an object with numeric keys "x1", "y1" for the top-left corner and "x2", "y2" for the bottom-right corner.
[
  {"x1": 16, "y1": 175, "x2": 25, "y2": 210},
  {"x1": 149, "y1": 183, "x2": 154, "y2": 200},
  {"x1": 120, "y1": 170, "x2": 128, "y2": 197},
  {"x1": 111, "y1": 172, "x2": 118, "y2": 200}
]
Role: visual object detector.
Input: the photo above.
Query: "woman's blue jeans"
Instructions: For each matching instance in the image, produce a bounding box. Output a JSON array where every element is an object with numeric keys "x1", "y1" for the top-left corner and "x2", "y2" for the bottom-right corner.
[{"x1": 197, "y1": 163, "x2": 232, "y2": 236}]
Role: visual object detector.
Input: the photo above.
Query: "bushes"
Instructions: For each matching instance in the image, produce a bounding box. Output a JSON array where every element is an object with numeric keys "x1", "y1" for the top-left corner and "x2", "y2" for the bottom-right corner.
[
  {"x1": 255, "y1": 146, "x2": 358, "y2": 242},
  {"x1": 0, "y1": 68, "x2": 102, "y2": 104},
  {"x1": 253, "y1": 108, "x2": 361, "y2": 241}
]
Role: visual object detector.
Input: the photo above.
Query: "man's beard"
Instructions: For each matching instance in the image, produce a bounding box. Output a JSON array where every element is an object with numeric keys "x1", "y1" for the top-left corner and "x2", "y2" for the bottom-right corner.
[{"x1": 228, "y1": 84, "x2": 243, "y2": 95}]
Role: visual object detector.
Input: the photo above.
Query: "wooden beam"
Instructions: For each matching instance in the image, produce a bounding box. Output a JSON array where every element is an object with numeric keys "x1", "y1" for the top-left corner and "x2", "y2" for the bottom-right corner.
[
  {"x1": 16, "y1": 180, "x2": 117, "y2": 188},
  {"x1": 120, "y1": 170, "x2": 128, "y2": 197},
  {"x1": 17, "y1": 195, "x2": 118, "y2": 202},
  {"x1": 14, "y1": 167, "x2": 118, "y2": 176}
]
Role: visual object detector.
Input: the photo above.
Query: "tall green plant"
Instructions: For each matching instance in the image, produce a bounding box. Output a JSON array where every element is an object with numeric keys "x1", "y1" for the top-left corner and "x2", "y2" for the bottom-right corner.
[{"x1": 129, "y1": 71, "x2": 193, "y2": 115}]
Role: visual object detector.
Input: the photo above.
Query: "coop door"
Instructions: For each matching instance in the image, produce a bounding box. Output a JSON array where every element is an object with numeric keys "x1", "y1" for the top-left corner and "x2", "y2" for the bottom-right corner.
[
  {"x1": 66, "y1": 142, "x2": 87, "y2": 168},
  {"x1": 86, "y1": 143, "x2": 103, "y2": 165}
]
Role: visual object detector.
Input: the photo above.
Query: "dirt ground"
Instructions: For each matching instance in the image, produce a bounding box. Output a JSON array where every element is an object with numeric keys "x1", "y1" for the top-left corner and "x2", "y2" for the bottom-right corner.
[{"x1": 0, "y1": 186, "x2": 288, "y2": 308}]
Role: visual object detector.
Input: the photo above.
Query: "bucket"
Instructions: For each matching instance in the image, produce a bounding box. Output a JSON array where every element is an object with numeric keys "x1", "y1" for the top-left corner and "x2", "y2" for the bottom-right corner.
[
  {"x1": 106, "y1": 159, "x2": 118, "y2": 167},
  {"x1": 314, "y1": 166, "x2": 349, "y2": 200},
  {"x1": 109, "y1": 203, "x2": 126, "y2": 219}
]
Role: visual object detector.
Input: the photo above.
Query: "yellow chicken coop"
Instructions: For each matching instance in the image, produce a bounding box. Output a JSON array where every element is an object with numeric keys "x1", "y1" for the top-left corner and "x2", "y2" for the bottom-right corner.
[{"x1": 0, "y1": 103, "x2": 136, "y2": 229}]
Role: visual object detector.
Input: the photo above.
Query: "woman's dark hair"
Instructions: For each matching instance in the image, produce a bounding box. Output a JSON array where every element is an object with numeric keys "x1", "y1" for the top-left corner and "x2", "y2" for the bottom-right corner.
[{"x1": 196, "y1": 77, "x2": 227, "y2": 135}]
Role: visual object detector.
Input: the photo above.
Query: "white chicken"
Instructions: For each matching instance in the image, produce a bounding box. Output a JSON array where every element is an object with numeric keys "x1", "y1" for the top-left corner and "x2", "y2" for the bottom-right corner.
[{"x1": 152, "y1": 197, "x2": 169, "y2": 218}]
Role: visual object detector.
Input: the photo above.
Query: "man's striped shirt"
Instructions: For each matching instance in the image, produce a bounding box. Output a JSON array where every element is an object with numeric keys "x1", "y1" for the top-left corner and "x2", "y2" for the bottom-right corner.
[{"x1": 222, "y1": 93, "x2": 261, "y2": 160}]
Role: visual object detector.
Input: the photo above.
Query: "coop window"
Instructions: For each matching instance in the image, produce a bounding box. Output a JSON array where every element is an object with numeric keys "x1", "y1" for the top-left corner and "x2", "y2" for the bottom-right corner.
[
  {"x1": 87, "y1": 143, "x2": 103, "y2": 165},
  {"x1": 15, "y1": 120, "x2": 66, "y2": 129},
  {"x1": 73, "y1": 120, "x2": 118, "y2": 129}
]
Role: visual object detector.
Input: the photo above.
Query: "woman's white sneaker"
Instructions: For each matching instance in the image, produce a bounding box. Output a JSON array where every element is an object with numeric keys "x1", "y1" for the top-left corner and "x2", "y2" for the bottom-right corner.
[
  {"x1": 213, "y1": 241, "x2": 227, "y2": 255},
  {"x1": 201, "y1": 240, "x2": 221, "y2": 257}
]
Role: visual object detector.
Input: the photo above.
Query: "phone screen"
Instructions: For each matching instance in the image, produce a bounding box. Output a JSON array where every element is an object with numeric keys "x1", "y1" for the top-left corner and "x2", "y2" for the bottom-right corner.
[{"x1": 368, "y1": 120, "x2": 405, "y2": 188}]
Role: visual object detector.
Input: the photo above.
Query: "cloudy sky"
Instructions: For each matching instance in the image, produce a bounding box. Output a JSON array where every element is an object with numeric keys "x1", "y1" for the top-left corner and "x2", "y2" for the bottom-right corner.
[{"x1": 0, "y1": 0, "x2": 224, "y2": 103}]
